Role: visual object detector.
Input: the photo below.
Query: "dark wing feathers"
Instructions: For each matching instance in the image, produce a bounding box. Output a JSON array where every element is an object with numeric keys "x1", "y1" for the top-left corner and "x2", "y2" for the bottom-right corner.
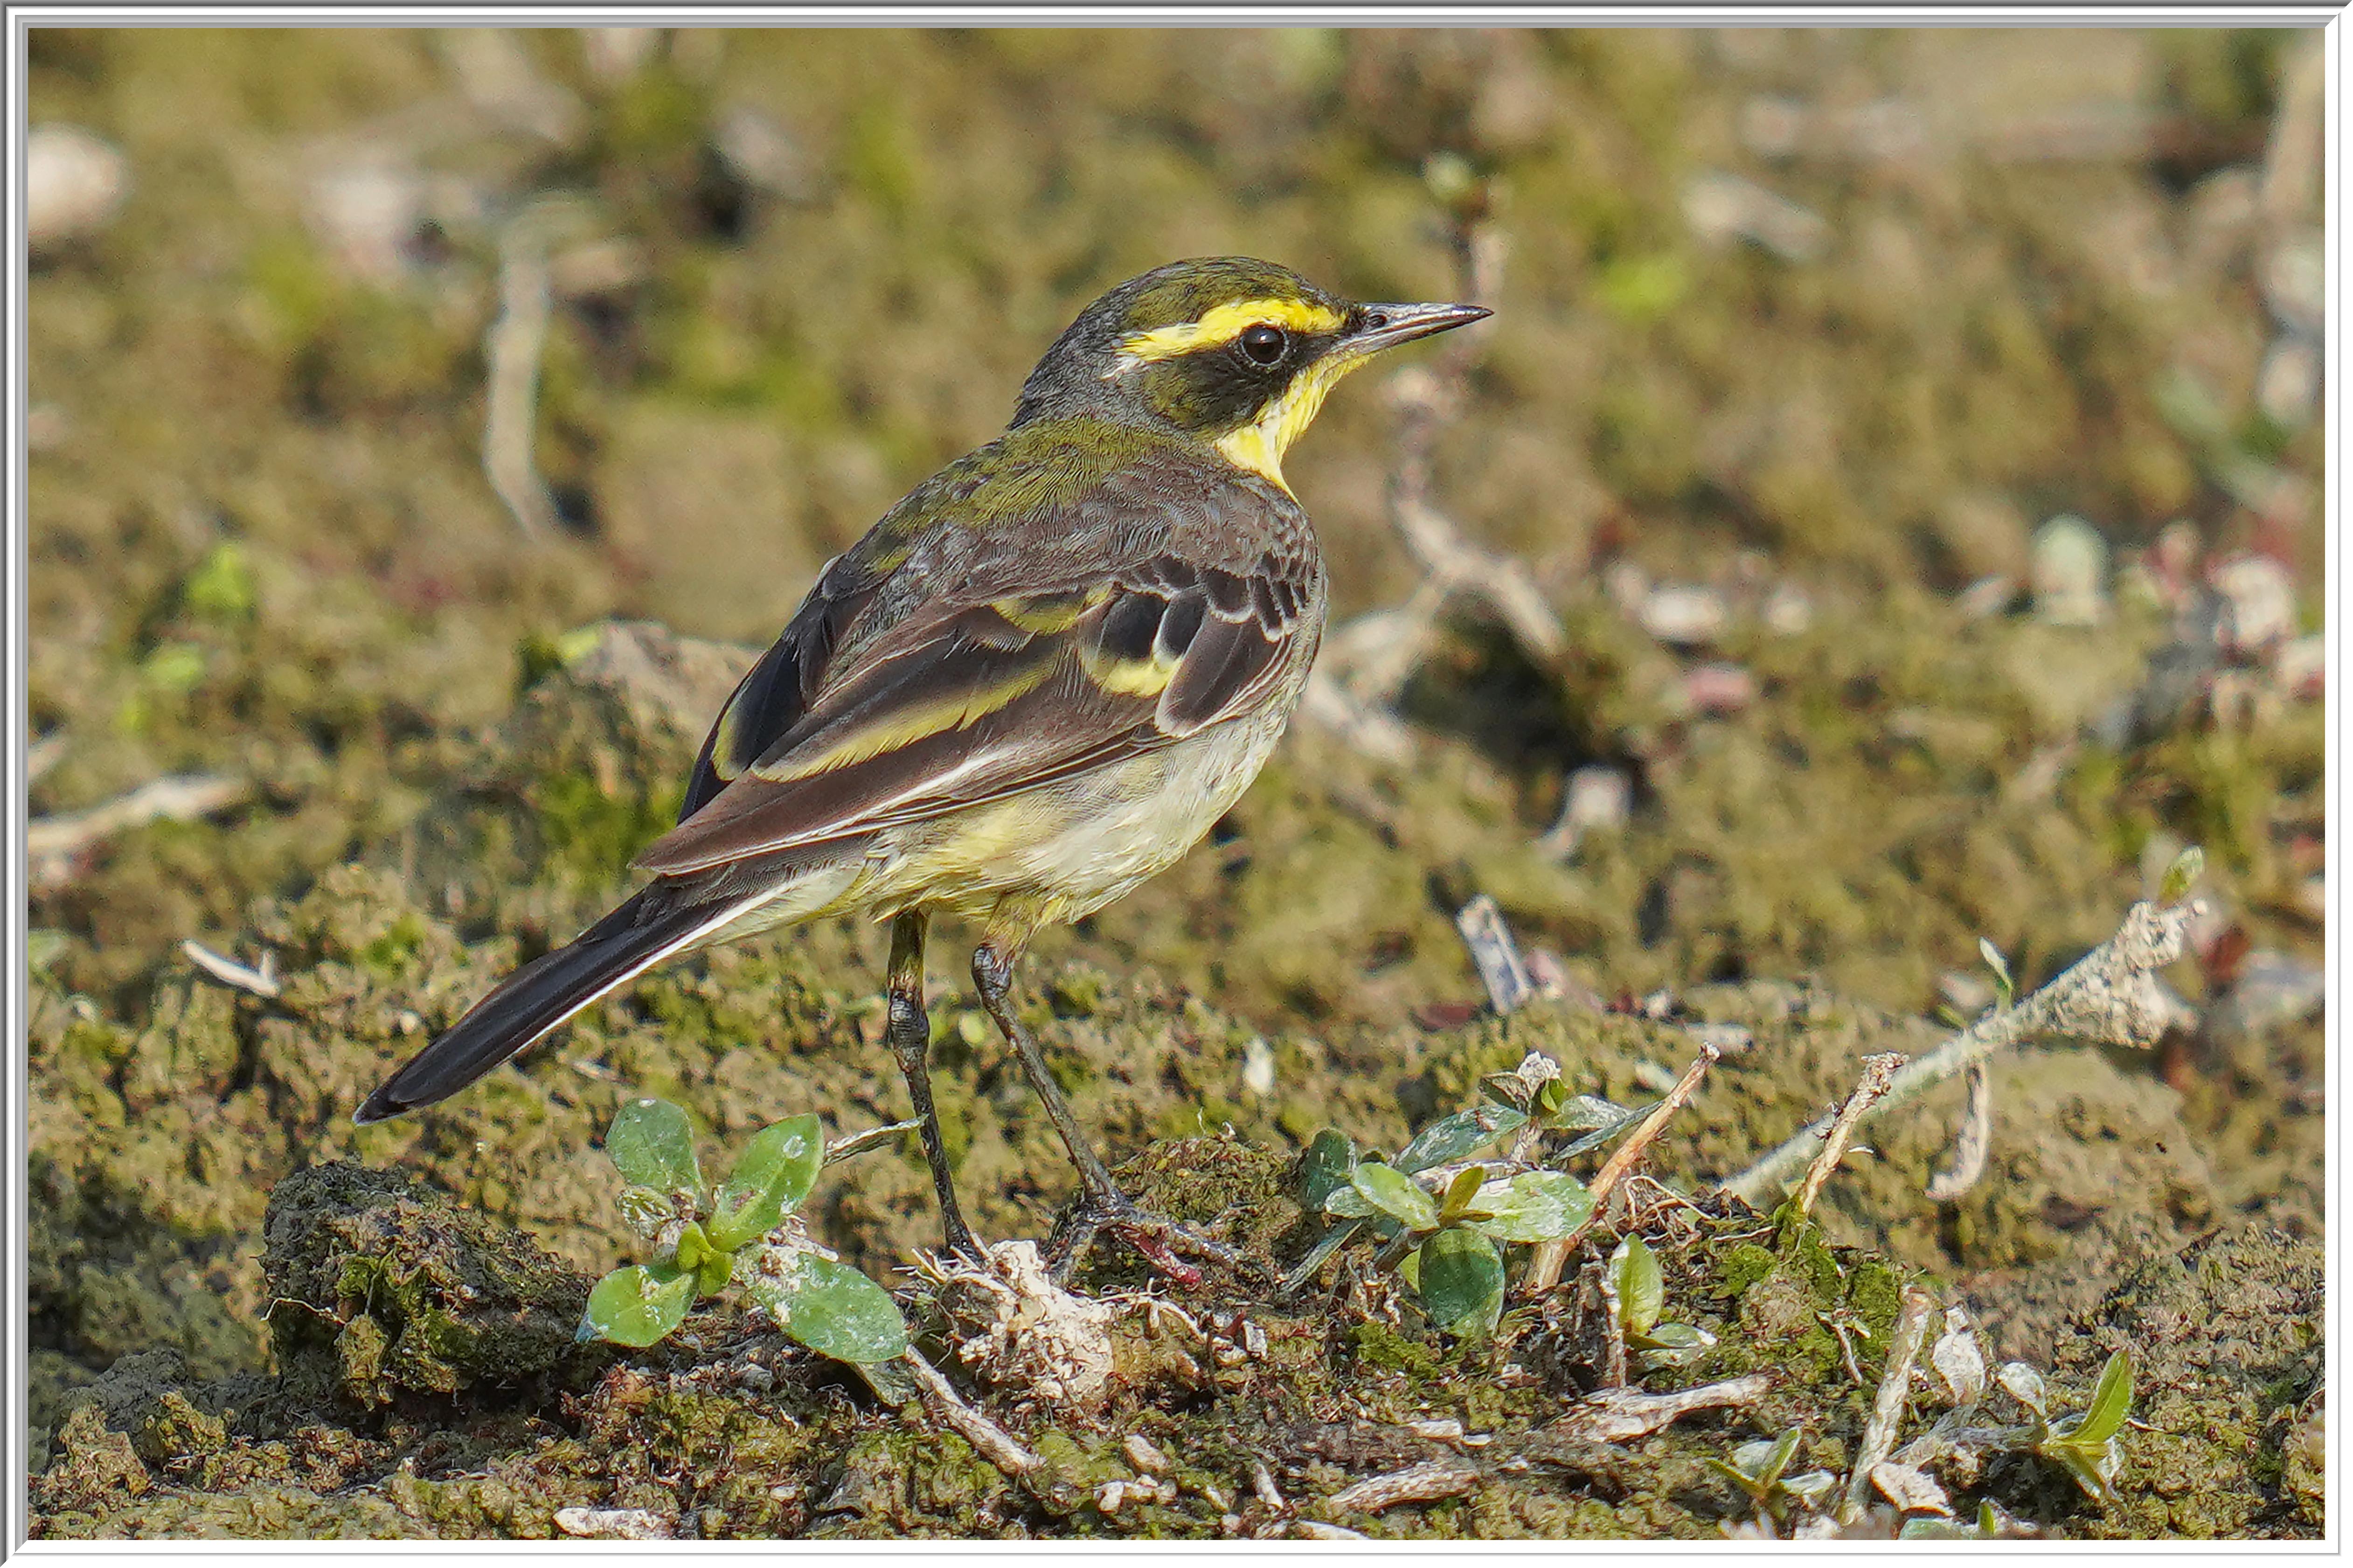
[{"x1": 634, "y1": 532, "x2": 1317, "y2": 878}]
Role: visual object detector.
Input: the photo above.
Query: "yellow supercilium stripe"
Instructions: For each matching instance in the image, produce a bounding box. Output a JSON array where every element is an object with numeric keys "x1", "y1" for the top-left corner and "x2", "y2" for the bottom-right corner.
[{"x1": 1116, "y1": 298, "x2": 1345, "y2": 364}]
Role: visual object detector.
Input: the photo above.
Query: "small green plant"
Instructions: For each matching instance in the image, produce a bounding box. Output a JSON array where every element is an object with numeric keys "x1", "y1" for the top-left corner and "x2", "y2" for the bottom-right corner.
[
  {"x1": 1704, "y1": 1429, "x2": 1836, "y2": 1529},
  {"x1": 1998, "y1": 1350, "x2": 2134, "y2": 1506},
  {"x1": 1607, "y1": 1233, "x2": 1715, "y2": 1370},
  {"x1": 579, "y1": 1096, "x2": 907, "y2": 1365},
  {"x1": 1291, "y1": 1055, "x2": 1630, "y2": 1336}
]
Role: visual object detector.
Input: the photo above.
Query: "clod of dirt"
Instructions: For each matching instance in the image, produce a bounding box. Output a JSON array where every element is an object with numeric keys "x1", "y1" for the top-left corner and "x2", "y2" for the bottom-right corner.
[{"x1": 261, "y1": 1162, "x2": 599, "y2": 1410}]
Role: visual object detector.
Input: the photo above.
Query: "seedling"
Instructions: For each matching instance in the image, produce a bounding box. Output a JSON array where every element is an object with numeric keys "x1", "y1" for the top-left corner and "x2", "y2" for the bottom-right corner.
[
  {"x1": 1704, "y1": 1429, "x2": 1836, "y2": 1530},
  {"x1": 1999, "y1": 1350, "x2": 2134, "y2": 1506},
  {"x1": 579, "y1": 1096, "x2": 907, "y2": 1366},
  {"x1": 1607, "y1": 1233, "x2": 1715, "y2": 1370},
  {"x1": 1295, "y1": 1121, "x2": 1596, "y2": 1338}
]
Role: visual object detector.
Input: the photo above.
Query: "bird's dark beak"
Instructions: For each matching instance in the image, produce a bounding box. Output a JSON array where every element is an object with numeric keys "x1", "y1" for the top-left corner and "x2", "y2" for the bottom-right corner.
[{"x1": 1340, "y1": 300, "x2": 1492, "y2": 360}]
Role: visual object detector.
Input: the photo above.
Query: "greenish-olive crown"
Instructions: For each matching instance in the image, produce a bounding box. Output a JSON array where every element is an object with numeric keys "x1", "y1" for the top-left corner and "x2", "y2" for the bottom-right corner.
[{"x1": 1011, "y1": 257, "x2": 1354, "y2": 439}]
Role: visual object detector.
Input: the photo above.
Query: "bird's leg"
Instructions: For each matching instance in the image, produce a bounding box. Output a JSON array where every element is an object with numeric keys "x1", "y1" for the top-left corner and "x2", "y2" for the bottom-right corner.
[
  {"x1": 887, "y1": 910, "x2": 982, "y2": 1262},
  {"x1": 970, "y1": 940, "x2": 1245, "y2": 1284}
]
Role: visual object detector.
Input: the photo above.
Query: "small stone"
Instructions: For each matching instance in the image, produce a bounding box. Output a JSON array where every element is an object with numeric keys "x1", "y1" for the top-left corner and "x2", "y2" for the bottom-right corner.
[
  {"x1": 28, "y1": 125, "x2": 129, "y2": 253},
  {"x1": 1240, "y1": 1035, "x2": 1276, "y2": 1097},
  {"x1": 1955, "y1": 575, "x2": 2018, "y2": 621},
  {"x1": 1407, "y1": 1417, "x2": 1465, "y2": 1442},
  {"x1": 1541, "y1": 765, "x2": 1632, "y2": 856},
  {"x1": 2256, "y1": 336, "x2": 2321, "y2": 429},
  {"x1": 1682, "y1": 171, "x2": 1830, "y2": 262},
  {"x1": 2030, "y1": 516, "x2": 2110, "y2": 627},
  {"x1": 2276, "y1": 635, "x2": 2324, "y2": 699},
  {"x1": 1638, "y1": 584, "x2": 1729, "y2": 646},
  {"x1": 1683, "y1": 662, "x2": 1757, "y2": 716},
  {"x1": 1096, "y1": 1480, "x2": 1127, "y2": 1514},
  {"x1": 2208, "y1": 553, "x2": 2297, "y2": 657},
  {"x1": 1124, "y1": 1434, "x2": 1172, "y2": 1474},
  {"x1": 1762, "y1": 583, "x2": 1813, "y2": 635}
]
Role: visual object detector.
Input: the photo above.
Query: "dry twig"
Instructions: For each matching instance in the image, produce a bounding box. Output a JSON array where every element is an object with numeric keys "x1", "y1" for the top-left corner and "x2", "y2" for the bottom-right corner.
[
  {"x1": 1923, "y1": 1062, "x2": 1993, "y2": 1202},
  {"x1": 898, "y1": 1346, "x2": 1041, "y2": 1477},
  {"x1": 1323, "y1": 1459, "x2": 1484, "y2": 1515},
  {"x1": 181, "y1": 940, "x2": 280, "y2": 999},
  {"x1": 28, "y1": 773, "x2": 250, "y2": 889},
  {"x1": 1553, "y1": 1374, "x2": 1773, "y2": 1444},
  {"x1": 1840, "y1": 1285, "x2": 1936, "y2": 1526},
  {"x1": 1789, "y1": 1053, "x2": 1902, "y2": 1224},
  {"x1": 484, "y1": 215, "x2": 558, "y2": 538},
  {"x1": 1724, "y1": 899, "x2": 2203, "y2": 1209},
  {"x1": 1528, "y1": 1035, "x2": 1723, "y2": 1290}
]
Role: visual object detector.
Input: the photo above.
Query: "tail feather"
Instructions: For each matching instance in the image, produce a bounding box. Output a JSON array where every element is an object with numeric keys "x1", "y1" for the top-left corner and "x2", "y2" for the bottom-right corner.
[{"x1": 354, "y1": 889, "x2": 757, "y2": 1124}]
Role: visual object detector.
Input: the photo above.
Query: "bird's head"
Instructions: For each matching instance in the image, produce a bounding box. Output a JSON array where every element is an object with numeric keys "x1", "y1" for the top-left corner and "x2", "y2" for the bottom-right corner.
[{"x1": 1011, "y1": 257, "x2": 1489, "y2": 490}]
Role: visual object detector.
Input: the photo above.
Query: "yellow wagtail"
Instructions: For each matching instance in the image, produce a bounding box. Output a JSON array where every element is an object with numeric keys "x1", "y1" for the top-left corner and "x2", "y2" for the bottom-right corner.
[{"x1": 358, "y1": 257, "x2": 1488, "y2": 1273}]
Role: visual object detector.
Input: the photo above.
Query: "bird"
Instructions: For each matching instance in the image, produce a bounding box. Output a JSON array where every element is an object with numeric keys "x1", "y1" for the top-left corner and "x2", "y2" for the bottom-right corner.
[{"x1": 356, "y1": 256, "x2": 1489, "y2": 1274}]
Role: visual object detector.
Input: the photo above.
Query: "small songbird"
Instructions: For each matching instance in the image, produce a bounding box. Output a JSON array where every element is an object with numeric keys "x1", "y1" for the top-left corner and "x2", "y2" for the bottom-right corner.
[{"x1": 357, "y1": 257, "x2": 1488, "y2": 1272}]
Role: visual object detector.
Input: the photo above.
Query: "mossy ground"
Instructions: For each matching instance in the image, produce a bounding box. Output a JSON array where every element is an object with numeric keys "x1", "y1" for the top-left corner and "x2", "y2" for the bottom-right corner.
[{"x1": 27, "y1": 26, "x2": 2323, "y2": 1540}]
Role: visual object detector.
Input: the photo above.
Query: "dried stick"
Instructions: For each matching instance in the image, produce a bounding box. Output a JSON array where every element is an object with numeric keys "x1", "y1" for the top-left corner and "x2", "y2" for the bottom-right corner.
[
  {"x1": 182, "y1": 940, "x2": 280, "y2": 999},
  {"x1": 1788, "y1": 1053, "x2": 1902, "y2": 1224},
  {"x1": 1923, "y1": 1062, "x2": 1992, "y2": 1202},
  {"x1": 1723, "y1": 899, "x2": 2202, "y2": 1209},
  {"x1": 1324, "y1": 1459, "x2": 1483, "y2": 1515},
  {"x1": 899, "y1": 1346, "x2": 1040, "y2": 1477},
  {"x1": 1456, "y1": 894, "x2": 1535, "y2": 1014},
  {"x1": 1305, "y1": 187, "x2": 1559, "y2": 753},
  {"x1": 1840, "y1": 1285, "x2": 1936, "y2": 1526},
  {"x1": 484, "y1": 215, "x2": 558, "y2": 538},
  {"x1": 1527, "y1": 1036, "x2": 1724, "y2": 1290},
  {"x1": 1554, "y1": 1373, "x2": 1772, "y2": 1444},
  {"x1": 28, "y1": 773, "x2": 249, "y2": 888}
]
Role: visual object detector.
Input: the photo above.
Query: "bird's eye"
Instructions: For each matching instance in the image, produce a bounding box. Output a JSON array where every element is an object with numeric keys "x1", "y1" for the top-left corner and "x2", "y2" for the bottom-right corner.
[{"x1": 1239, "y1": 324, "x2": 1288, "y2": 366}]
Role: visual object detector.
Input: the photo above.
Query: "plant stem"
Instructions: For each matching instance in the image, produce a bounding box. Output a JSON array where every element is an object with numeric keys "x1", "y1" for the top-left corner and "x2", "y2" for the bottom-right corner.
[{"x1": 1724, "y1": 898, "x2": 2201, "y2": 1209}]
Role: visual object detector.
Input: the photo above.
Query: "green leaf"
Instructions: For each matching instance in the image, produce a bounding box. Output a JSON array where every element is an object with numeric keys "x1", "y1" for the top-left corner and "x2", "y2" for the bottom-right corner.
[
  {"x1": 1737, "y1": 1429, "x2": 1801, "y2": 1490},
  {"x1": 604, "y1": 1097, "x2": 703, "y2": 1195},
  {"x1": 1544, "y1": 1093, "x2": 1628, "y2": 1132},
  {"x1": 2055, "y1": 1349, "x2": 2133, "y2": 1446},
  {"x1": 708, "y1": 1114, "x2": 824, "y2": 1249},
  {"x1": 580, "y1": 1263, "x2": 695, "y2": 1347},
  {"x1": 2050, "y1": 1443, "x2": 2123, "y2": 1508},
  {"x1": 1416, "y1": 1227, "x2": 1505, "y2": 1338},
  {"x1": 183, "y1": 541, "x2": 257, "y2": 623},
  {"x1": 1350, "y1": 1162, "x2": 1438, "y2": 1231},
  {"x1": 1298, "y1": 1130, "x2": 1357, "y2": 1213},
  {"x1": 1394, "y1": 1107, "x2": 1526, "y2": 1174},
  {"x1": 1608, "y1": 1234, "x2": 1666, "y2": 1337},
  {"x1": 854, "y1": 1354, "x2": 923, "y2": 1407},
  {"x1": 672, "y1": 1220, "x2": 716, "y2": 1273},
  {"x1": 1468, "y1": 1169, "x2": 1594, "y2": 1243},
  {"x1": 2159, "y1": 845, "x2": 2204, "y2": 905},
  {"x1": 617, "y1": 1185, "x2": 676, "y2": 1238},
  {"x1": 1631, "y1": 1319, "x2": 1715, "y2": 1368},
  {"x1": 1281, "y1": 1218, "x2": 1364, "y2": 1296},
  {"x1": 1323, "y1": 1185, "x2": 1376, "y2": 1219},
  {"x1": 1439, "y1": 1165, "x2": 1489, "y2": 1222},
  {"x1": 747, "y1": 1252, "x2": 908, "y2": 1364},
  {"x1": 1977, "y1": 937, "x2": 2012, "y2": 992}
]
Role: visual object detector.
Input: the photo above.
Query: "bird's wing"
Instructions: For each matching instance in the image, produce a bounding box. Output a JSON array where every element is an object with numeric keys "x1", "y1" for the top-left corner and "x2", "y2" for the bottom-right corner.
[{"x1": 635, "y1": 511, "x2": 1319, "y2": 880}]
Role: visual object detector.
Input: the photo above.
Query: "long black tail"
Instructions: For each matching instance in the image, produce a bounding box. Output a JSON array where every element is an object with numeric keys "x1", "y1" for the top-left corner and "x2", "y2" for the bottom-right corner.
[{"x1": 354, "y1": 889, "x2": 745, "y2": 1124}]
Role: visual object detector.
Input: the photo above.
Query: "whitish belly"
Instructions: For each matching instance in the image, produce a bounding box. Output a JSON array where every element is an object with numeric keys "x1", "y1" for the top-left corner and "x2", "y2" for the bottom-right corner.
[{"x1": 863, "y1": 707, "x2": 1291, "y2": 924}]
